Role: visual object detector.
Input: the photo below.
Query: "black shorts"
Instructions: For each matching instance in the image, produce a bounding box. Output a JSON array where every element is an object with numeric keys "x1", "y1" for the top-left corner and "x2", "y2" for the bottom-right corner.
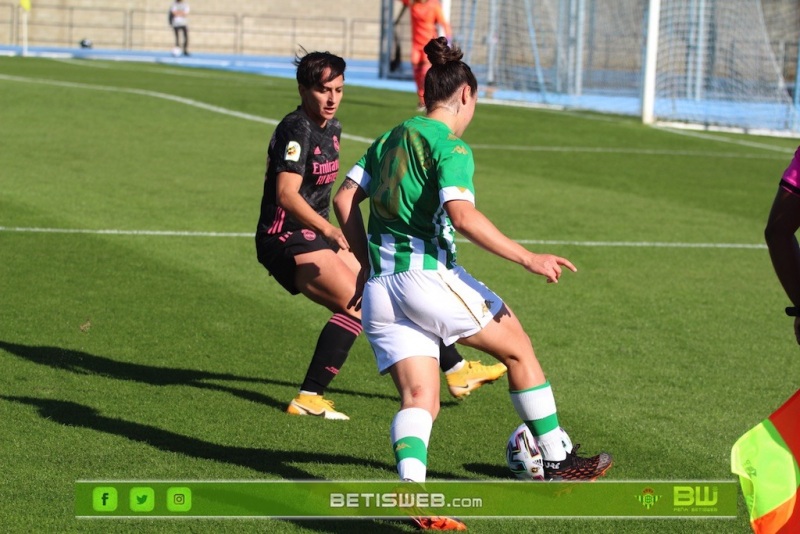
[{"x1": 256, "y1": 229, "x2": 339, "y2": 295}]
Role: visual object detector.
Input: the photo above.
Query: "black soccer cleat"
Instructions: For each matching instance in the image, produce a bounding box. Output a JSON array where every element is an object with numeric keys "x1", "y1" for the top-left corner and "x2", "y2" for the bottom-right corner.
[{"x1": 543, "y1": 445, "x2": 613, "y2": 481}]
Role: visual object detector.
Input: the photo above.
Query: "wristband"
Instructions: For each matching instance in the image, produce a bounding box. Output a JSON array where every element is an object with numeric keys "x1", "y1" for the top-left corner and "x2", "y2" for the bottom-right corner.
[{"x1": 786, "y1": 307, "x2": 800, "y2": 317}]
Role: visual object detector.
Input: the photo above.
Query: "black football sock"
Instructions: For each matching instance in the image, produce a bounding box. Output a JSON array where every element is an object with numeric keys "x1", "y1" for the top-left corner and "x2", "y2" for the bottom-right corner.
[
  {"x1": 439, "y1": 341, "x2": 464, "y2": 373},
  {"x1": 300, "y1": 313, "x2": 362, "y2": 394}
]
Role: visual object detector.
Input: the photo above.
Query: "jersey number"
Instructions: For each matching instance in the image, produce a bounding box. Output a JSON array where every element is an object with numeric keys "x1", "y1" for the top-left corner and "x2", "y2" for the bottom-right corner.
[{"x1": 372, "y1": 145, "x2": 408, "y2": 220}]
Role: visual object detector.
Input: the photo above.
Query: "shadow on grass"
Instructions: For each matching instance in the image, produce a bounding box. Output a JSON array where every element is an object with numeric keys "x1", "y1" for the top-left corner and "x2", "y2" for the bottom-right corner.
[
  {"x1": 4, "y1": 394, "x2": 399, "y2": 478},
  {"x1": 0, "y1": 341, "x2": 467, "y2": 475},
  {"x1": 0, "y1": 340, "x2": 399, "y2": 414},
  {"x1": 1, "y1": 394, "x2": 430, "y2": 533},
  {"x1": 0, "y1": 333, "x2": 484, "y2": 532},
  {"x1": 462, "y1": 462, "x2": 515, "y2": 480}
]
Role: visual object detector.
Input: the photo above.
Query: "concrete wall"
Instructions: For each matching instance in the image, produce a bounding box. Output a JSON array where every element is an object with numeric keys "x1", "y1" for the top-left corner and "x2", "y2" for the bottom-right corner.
[{"x1": 1, "y1": 0, "x2": 385, "y2": 59}]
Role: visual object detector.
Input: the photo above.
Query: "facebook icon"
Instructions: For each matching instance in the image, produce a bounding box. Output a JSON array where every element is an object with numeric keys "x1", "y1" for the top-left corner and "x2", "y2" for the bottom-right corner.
[{"x1": 92, "y1": 487, "x2": 118, "y2": 512}]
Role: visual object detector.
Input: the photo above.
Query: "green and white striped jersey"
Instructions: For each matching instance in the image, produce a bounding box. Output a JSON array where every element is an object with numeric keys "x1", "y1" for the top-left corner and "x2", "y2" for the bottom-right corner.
[{"x1": 346, "y1": 116, "x2": 476, "y2": 277}]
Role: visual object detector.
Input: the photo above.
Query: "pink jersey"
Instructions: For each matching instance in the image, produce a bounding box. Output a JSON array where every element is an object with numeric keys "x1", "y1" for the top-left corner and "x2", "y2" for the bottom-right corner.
[{"x1": 780, "y1": 146, "x2": 800, "y2": 196}]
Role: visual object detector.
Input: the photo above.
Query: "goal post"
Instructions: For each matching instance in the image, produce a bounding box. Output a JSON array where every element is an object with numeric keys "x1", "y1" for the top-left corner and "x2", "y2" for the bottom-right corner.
[
  {"x1": 378, "y1": 0, "x2": 800, "y2": 135},
  {"x1": 641, "y1": 0, "x2": 660, "y2": 125},
  {"x1": 650, "y1": 0, "x2": 796, "y2": 133}
]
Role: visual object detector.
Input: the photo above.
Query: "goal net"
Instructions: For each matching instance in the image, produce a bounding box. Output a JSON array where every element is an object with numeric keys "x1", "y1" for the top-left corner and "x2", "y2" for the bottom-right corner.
[{"x1": 381, "y1": 0, "x2": 800, "y2": 134}]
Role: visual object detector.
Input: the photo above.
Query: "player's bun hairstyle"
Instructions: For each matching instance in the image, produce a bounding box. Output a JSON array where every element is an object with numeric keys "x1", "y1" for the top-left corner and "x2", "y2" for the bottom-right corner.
[
  {"x1": 422, "y1": 37, "x2": 477, "y2": 109},
  {"x1": 294, "y1": 48, "x2": 346, "y2": 88}
]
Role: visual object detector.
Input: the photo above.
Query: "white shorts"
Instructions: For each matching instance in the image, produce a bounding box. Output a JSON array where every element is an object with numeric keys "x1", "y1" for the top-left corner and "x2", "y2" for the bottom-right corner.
[{"x1": 362, "y1": 266, "x2": 504, "y2": 374}]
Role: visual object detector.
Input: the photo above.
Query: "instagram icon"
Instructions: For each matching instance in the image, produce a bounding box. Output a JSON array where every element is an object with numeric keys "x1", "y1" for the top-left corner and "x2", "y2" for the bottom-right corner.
[{"x1": 166, "y1": 487, "x2": 192, "y2": 512}]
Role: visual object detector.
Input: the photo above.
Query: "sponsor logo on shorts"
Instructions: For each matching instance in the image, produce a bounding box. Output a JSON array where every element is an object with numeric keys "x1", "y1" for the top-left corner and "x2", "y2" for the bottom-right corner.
[
  {"x1": 285, "y1": 141, "x2": 301, "y2": 162},
  {"x1": 302, "y1": 229, "x2": 316, "y2": 241}
]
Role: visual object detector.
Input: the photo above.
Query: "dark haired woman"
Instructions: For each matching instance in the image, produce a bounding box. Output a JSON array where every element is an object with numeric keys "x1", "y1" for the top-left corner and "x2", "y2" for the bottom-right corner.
[
  {"x1": 255, "y1": 50, "x2": 503, "y2": 422},
  {"x1": 334, "y1": 38, "x2": 613, "y2": 519}
]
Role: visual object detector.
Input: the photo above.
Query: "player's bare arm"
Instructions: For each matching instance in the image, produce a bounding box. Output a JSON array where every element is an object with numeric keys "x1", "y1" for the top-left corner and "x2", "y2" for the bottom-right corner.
[
  {"x1": 333, "y1": 177, "x2": 370, "y2": 266},
  {"x1": 445, "y1": 199, "x2": 576, "y2": 283},
  {"x1": 339, "y1": 178, "x2": 359, "y2": 190},
  {"x1": 276, "y1": 171, "x2": 349, "y2": 249}
]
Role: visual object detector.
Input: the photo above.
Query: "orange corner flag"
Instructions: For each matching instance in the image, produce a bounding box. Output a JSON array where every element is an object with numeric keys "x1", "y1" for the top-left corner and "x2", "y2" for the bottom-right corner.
[{"x1": 732, "y1": 390, "x2": 800, "y2": 534}]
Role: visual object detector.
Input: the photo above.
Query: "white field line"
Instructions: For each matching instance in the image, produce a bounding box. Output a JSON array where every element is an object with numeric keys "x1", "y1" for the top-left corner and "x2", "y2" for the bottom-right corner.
[
  {"x1": 1, "y1": 73, "x2": 791, "y2": 157},
  {"x1": 0, "y1": 226, "x2": 766, "y2": 249},
  {"x1": 0, "y1": 73, "x2": 375, "y2": 144},
  {"x1": 0, "y1": 226, "x2": 251, "y2": 237},
  {"x1": 653, "y1": 127, "x2": 797, "y2": 153},
  {"x1": 48, "y1": 57, "x2": 112, "y2": 68},
  {"x1": 0, "y1": 73, "x2": 773, "y2": 250},
  {"x1": 468, "y1": 144, "x2": 790, "y2": 158},
  {"x1": 45, "y1": 57, "x2": 277, "y2": 82}
]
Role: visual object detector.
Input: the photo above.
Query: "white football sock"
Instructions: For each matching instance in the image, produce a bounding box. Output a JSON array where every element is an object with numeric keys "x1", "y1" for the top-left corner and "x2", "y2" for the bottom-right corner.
[{"x1": 391, "y1": 408, "x2": 432, "y2": 482}]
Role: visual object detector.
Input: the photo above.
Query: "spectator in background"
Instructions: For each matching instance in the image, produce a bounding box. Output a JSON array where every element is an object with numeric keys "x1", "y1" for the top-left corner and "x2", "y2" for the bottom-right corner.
[
  {"x1": 765, "y1": 146, "x2": 800, "y2": 344},
  {"x1": 402, "y1": 0, "x2": 452, "y2": 111},
  {"x1": 169, "y1": 0, "x2": 190, "y2": 57}
]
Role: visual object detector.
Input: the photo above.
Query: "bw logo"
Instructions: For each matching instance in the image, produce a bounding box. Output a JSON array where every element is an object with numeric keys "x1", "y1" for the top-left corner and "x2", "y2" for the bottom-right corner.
[{"x1": 674, "y1": 486, "x2": 718, "y2": 507}]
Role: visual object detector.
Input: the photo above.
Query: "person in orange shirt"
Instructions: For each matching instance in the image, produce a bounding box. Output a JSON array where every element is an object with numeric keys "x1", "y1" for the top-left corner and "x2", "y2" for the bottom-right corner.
[{"x1": 402, "y1": 0, "x2": 452, "y2": 110}]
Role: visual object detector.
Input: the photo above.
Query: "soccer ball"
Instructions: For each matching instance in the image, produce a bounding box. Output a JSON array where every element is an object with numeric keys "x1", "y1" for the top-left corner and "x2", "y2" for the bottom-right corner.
[
  {"x1": 171, "y1": 47, "x2": 182, "y2": 57},
  {"x1": 505, "y1": 424, "x2": 573, "y2": 480}
]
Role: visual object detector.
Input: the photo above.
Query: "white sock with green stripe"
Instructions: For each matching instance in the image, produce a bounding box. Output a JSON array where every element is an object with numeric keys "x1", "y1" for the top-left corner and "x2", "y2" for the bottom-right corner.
[
  {"x1": 510, "y1": 381, "x2": 567, "y2": 461},
  {"x1": 391, "y1": 407, "x2": 432, "y2": 482}
]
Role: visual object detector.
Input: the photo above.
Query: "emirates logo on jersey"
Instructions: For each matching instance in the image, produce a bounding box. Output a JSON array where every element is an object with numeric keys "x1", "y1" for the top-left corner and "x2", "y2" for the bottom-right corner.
[
  {"x1": 333, "y1": 135, "x2": 339, "y2": 151},
  {"x1": 301, "y1": 229, "x2": 316, "y2": 241}
]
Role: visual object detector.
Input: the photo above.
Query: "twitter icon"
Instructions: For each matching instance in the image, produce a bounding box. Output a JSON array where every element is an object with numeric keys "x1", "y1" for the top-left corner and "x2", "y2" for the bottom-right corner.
[{"x1": 130, "y1": 487, "x2": 155, "y2": 512}]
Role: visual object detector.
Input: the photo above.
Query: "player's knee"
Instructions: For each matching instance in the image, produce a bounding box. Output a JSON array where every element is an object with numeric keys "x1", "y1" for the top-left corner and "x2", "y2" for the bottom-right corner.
[
  {"x1": 499, "y1": 352, "x2": 524, "y2": 367},
  {"x1": 402, "y1": 385, "x2": 439, "y2": 416}
]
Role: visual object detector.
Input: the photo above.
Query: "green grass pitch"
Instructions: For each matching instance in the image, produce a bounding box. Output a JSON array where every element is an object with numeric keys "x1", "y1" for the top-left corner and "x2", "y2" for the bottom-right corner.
[{"x1": 1, "y1": 56, "x2": 798, "y2": 533}]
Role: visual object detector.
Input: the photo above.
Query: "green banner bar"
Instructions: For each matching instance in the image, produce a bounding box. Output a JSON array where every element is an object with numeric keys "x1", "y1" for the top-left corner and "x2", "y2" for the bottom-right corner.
[{"x1": 75, "y1": 480, "x2": 738, "y2": 518}]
